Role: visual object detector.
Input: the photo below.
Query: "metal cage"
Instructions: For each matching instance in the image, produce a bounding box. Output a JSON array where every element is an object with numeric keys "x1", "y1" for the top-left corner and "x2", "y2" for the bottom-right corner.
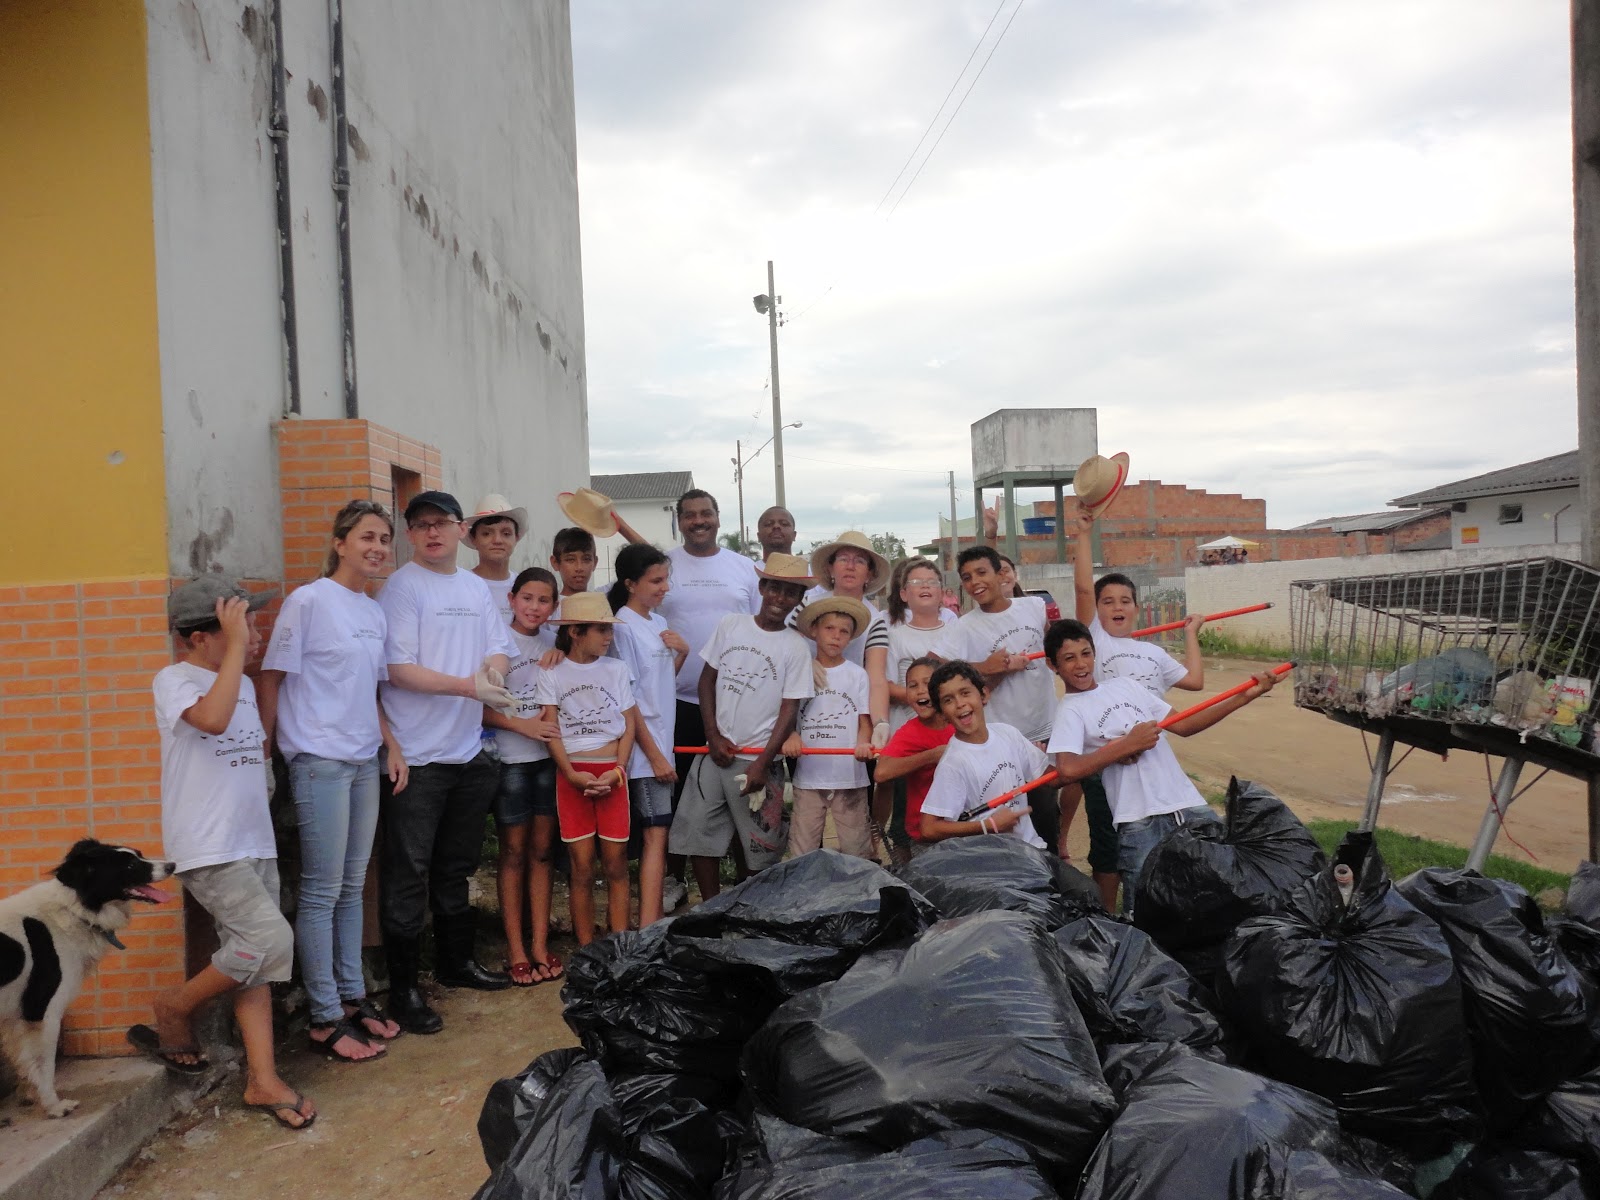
[{"x1": 1290, "y1": 557, "x2": 1600, "y2": 755}]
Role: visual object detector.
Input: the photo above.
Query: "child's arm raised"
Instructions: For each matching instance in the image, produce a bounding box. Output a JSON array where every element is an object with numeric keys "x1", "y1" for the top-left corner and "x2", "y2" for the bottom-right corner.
[
  {"x1": 182, "y1": 597, "x2": 250, "y2": 735},
  {"x1": 1072, "y1": 504, "x2": 1097, "y2": 625},
  {"x1": 1173, "y1": 613, "x2": 1207, "y2": 691}
]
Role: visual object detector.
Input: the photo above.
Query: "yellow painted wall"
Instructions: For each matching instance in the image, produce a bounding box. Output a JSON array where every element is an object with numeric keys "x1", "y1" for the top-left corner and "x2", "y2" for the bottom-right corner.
[{"x1": 0, "y1": 0, "x2": 166, "y2": 584}]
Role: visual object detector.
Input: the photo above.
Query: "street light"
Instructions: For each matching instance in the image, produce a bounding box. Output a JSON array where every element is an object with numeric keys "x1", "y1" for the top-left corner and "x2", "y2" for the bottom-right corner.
[
  {"x1": 752, "y1": 260, "x2": 788, "y2": 507},
  {"x1": 733, "y1": 421, "x2": 802, "y2": 554}
]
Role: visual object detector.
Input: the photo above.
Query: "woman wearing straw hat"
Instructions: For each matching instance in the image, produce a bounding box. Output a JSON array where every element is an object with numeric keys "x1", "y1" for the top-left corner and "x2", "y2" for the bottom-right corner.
[{"x1": 801, "y1": 532, "x2": 893, "y2": 740}]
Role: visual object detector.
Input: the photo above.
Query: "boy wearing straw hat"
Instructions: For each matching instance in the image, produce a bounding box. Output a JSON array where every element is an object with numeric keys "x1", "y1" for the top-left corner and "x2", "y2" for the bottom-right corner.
[
  {"x1": 468, "y1": 493, "x2": 529, "y2": 623},
  {"x1": 783, "y1": 595, "x2": 876, "y2": 859},
  {"x1": 669, "y1": 553, "x2": 815, "y2": 899}
]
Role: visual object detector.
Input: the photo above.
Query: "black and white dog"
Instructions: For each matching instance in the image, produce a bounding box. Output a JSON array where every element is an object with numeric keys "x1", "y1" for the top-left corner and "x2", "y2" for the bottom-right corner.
[{"x1": 0, "y1": 840, "x2": 173, "y2": 1116}]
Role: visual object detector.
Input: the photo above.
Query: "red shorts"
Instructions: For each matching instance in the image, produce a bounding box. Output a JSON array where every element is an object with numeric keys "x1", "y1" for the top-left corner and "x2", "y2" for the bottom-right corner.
[{"x1": 556, "y1": 762, "x2": 630, "y2": 843}]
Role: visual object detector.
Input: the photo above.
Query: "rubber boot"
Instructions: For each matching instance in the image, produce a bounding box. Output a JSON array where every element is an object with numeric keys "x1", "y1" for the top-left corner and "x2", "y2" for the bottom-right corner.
[
  {"x1": 384, "y1": 935, "x2": 443, "y2": 1034},
  {"x1": 434, "y1": 913, "x2": 511, "y2": 991}
]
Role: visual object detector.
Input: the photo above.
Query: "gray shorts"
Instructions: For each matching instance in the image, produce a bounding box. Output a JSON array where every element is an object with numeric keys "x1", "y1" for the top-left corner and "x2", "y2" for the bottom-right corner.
[
  {"x1": 668, "y1": 756, "x2": 788, "y2": 871},
  {"x1": 179, "y1": 858, "x2": 294, "y2": 988}
]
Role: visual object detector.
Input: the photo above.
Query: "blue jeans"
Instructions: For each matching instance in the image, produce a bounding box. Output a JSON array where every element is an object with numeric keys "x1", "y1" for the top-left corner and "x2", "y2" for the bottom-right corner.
[
  {"x1": 1116, "y1": 804, "x2": 1222, "y2": 917},
  {"x1": 290, "y1": 753, "x2": 381, "y2": 1023}
]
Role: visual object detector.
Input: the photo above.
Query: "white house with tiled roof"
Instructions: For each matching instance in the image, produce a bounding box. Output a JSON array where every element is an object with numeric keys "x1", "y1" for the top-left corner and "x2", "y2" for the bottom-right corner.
[
  {"x1": 1390, "y1": 451, "x2": 1582, "y2": 551},
  {"x1": 589, "y1": 470, "x2": 695, "y2": 585}
]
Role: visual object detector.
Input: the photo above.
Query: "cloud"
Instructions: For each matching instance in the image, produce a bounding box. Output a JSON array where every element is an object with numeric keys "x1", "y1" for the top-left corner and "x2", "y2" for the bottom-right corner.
[
  {"x1": 836, "y1": 492, "x2": 882, "y2": 516},
  {"x1": 572, "y1": 0, "x2": 1576, "y2": 544}
]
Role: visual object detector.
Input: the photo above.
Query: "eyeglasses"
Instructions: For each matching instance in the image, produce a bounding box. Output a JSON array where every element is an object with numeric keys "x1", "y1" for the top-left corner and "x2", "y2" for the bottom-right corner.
[
  {"x1": 409, "y1": 518, "x2": 459, "y2": 533},
  {"x1": 905, "y1": 579, "x2": 940, "y2": 591}
]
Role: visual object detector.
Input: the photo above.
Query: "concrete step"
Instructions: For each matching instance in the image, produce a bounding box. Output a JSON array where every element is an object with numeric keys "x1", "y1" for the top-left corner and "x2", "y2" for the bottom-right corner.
[{"x1": 0, "y1": 1058, "x2": 219, "y2": 1200}]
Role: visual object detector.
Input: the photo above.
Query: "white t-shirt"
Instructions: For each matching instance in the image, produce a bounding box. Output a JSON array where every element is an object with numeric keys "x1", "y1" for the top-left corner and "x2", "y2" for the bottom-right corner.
[
  {"x1": 263, "y1": 577, "x2": 388, "y2": 762},
  {"x1": 700, "y1": 613, "x2": 815, "y2": 756},
  {"x1": 885, "y1": 612, "x2": 955, "y2": 730},
  {"x1": 931, "y1": 597, "x2": 1053, "y2": 742},
  {"x1": 1090, "y1": 616, "x2": 1186, "y2": 695},
  {"x1": 794, "y1": 586, "x2": 890, "y2": 669},
  {"x1": 496, "y1": 625, "x2": 556, "y2": 764},
  {"x1": 613, "y1": 607, "x2": 677, "y2": 779},
  {"x1": 657, "y1": 547, "x2": 763, "y2": 704},
  {"x1": 1046, "y1": 677, "x2": 1205, "y2": 825},
  {"x1": 377, "y1": 563, "x2": 519, "y2": 766},
  {"x1": 919, "y1": 722, "x2": 1047, "y2": 849},
  {"x1": 794, "y1": 660, "x2": 871, "y2": 790},
  {"x1": 535, "y1": 655, "x2": 637, "y2": 755},
  {"x1": 474, "y1": 572, "x2": 515, "y2": 626},
  {"x1": 153, "y1": 663, "x2": 277, "y2": 872}
]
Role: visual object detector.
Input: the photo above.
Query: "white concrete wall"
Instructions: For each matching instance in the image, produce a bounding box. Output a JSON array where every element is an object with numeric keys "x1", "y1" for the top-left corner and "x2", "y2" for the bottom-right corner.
[
  {"x1": 1451, "y1": 487, "x2": 1582, "y2": 549},
  {"x1": 1184, "y1": 542, "x2": 1584, "y2": 649},
  {"x1": 971, "y1": 408, "x2": 1099, "y2": 480},
  {"x1": 146, "y1": 0, "x2": 587, "y2": 577},
  {"x1": 592, "y1": 498, "x2": 681, "y2": 587}
]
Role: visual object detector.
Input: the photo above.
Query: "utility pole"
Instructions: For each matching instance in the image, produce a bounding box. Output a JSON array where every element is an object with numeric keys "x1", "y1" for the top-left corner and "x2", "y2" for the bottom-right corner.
[
  {"x1": 733, "y1": 439, "x2": 747, "y2": 554},
  {"x1": 765, "y1": 261, "x2": 786, "y2": 508},
  {"x1": 947, "y1": 470, "x2": 958, "y2": 580}
]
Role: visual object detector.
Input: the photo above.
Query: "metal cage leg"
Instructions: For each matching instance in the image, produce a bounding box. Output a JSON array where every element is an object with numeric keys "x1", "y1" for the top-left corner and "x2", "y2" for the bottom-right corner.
[
  {"x1": 1466, "y1": 757, "x2": 1525, "y2": 871},
  {"x1": 1358, "y1": 729, "x2": 1395, "y2": 833}
]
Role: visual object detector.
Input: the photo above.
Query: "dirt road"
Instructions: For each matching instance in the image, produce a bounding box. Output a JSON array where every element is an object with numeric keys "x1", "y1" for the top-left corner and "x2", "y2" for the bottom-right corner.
[{"x1": 1170, "y1": 661, "x2": 1592, "y2": 874}]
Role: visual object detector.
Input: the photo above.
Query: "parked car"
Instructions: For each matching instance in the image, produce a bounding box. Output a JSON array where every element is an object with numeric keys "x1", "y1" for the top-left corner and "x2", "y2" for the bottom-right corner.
[{"x1": 1026, "y1": 588, "x2": 1061, "y2": 623}]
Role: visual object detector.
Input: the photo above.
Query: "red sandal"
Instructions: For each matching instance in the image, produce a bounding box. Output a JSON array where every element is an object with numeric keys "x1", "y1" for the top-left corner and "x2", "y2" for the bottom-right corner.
[{"x1": 507, "y1": 961, "x2": 538, "y2": 987}]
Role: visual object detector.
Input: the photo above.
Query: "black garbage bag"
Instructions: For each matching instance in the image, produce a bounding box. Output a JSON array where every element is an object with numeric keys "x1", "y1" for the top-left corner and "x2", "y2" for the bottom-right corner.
[
  {"x1": 666, "y1": 850, "x2": 936, "y2": 997},
  {"x1": 1051, "y1": 914, "x2": 1239, "y2": 1062},
  {"x1": 562, "y1": 921, "x2": 774, "y2": 1080},
  {"x1": 715, "y1": 1119, "x2": 1057, "y2": 1200},
  {"x1": 1396, "y1": 867, "x2": 1599, "y2": 1129},
  {"x1": 1554, "y1": 861, "x2": 1600, "y2": 986},
  {"x1": 480, "y1": 1047, "x2": 590, "y2": 1170},
  {"x1": 1077, "y1": 1043, "x2": 1415, "y2": 1199},
  {"x1": 611, "y1": 1072, "x2": 746, "y2": 1200},
  {"x1": 1501, "y1": 1063, "x2": 1600, "y2": 1187},
  {"x1": 1133, "y1": 777, "x2": 1326, "y2": 959},
  {"x1": 741, "y1": 909, "x2": 1116, "y2": 1183},
  {"x1": 895, "y1": 835, "x2": 1102, "y2": 928},
  {"x1": 1217, "y1": 832, "x2": 1479, "y2": 1148},
  {"x1": 476, "y1": 1055, "x2": 624, "y2": 1200},
  {"x1": 1432, "y1": 1148, "x2": 1588, "y2": 1199}
]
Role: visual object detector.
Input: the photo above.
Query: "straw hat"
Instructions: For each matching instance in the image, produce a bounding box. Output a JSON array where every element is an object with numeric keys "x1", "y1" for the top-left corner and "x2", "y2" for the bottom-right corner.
[
  {"x1": 1073, "y1": 452, "x2": 1131, "y2": 517},
  {"x1": 556, "y1": 487, "x2": 618, "y2": 538},
  {"x1": 755, "y1": 553, "x2": 816, "y2": 586},
  {"x1": 550, "y1": 592, "x2": 619, "y2": 625},
  {"x1": 795, "y1": 595, "x2": 870, "y2": 638},
  {"x1": 808, "y1": 531, "x2": 890, "y2": 591},
  {"x1": 469, "y1": 493, "x2": 528, "y2": 535}
]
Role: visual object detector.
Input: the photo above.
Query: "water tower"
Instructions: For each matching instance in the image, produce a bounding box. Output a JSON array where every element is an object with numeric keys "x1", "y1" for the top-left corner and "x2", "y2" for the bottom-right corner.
[{"x1": 971, "y1": 408, "x2": 1100, "y2": 567}]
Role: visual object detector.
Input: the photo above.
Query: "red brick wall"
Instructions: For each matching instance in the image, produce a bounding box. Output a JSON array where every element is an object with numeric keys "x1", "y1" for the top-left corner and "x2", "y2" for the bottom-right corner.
[{"x1": 0, "y1": 579, "x2": 187, "y2": 1056}]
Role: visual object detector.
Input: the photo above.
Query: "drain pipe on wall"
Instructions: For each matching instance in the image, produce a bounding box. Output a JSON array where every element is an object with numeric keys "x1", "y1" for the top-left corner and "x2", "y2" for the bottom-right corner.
[
  {"x1": 329, "y1": 0, "x2": 359, "y2": 418},
  {"x1": 268, "y1": 0, "x2": 302, "y2": 417}
]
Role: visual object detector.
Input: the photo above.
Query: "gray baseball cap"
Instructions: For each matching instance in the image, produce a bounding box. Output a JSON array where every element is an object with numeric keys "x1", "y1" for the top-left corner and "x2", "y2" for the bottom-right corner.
[{"x1": 168, "y1": 574, "x2": 277, "y2": 631}]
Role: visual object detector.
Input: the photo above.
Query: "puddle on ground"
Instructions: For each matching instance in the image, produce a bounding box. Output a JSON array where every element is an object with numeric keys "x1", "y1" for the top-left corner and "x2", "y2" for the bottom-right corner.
[{"x1": 1383, "y1": 783, "x2": 1459, "y2": 805}]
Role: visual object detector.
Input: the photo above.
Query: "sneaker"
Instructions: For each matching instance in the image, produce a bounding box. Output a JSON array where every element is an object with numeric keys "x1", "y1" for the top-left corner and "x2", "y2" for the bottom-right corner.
[{"x1": 661, "y1": 877, "x2": 688, "y2": 912}]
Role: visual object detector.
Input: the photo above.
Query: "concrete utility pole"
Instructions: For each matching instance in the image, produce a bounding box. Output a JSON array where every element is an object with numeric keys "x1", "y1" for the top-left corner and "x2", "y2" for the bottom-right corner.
[
  {"x1": 733, "y1": 439, "x2": 747, "y2": 554},
  {"x1": 1577, "y1": 1, "x2": 1600, "y2": 568},
  {"x1": 947, "y1": 470, "x2": 958, "y2": 578},
  {"x1": 755, "y1": 261, "x2": 787, "y2": 508}
]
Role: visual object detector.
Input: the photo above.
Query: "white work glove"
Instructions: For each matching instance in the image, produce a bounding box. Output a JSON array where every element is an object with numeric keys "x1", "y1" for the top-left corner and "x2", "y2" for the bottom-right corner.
[
  {"x1": 474, "y1": 659, "x2": 515, "y2": 713},
  {"x1": 871, "y1": 721, "x2": 891, "y2": 751},
  {"x1": 811, "y1": 660, "x2": 829, "y2": 692}
]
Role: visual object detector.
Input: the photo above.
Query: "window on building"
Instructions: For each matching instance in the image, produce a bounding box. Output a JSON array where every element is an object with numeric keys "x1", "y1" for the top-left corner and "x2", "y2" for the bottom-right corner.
[{"x1": 1498, "y1": 503, "x2": 1523, "y2": 525}]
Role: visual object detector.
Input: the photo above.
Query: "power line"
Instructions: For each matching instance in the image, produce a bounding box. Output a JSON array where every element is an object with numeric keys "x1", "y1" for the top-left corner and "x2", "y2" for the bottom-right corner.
[
  {"x1": 872, "y1": 0, "x2": 1011, "y2": 216},
  {"x1": 786, "y1": 453, "x2": 951, "y2": 477},
  {"x1": 887, "y1": 0, "x2": 1028, "y2": 219}
]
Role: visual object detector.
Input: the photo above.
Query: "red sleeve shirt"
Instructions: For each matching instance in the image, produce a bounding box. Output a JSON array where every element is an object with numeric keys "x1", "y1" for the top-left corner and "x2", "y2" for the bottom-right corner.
[{"x1": 882, "y1": 716, "x2": 956, "y2": 841}]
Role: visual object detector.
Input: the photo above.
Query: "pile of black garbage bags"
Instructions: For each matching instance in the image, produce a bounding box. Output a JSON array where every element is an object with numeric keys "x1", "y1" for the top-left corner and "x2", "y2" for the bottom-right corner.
[{"x1": 474, "y1": 779, "x2": 1600, "y2": 1199}]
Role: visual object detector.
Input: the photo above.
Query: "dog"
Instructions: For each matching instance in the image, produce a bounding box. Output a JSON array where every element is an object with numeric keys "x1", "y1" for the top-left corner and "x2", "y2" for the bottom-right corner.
[{"x1": 0, "y1": 839, "x2": 173, "y2": 1116}]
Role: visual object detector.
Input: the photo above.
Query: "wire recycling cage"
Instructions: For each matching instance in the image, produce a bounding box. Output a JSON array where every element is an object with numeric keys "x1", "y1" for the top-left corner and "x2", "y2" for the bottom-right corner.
[{"x1": 1290, "y1": 557, "x2": 1600, "y2": 755}]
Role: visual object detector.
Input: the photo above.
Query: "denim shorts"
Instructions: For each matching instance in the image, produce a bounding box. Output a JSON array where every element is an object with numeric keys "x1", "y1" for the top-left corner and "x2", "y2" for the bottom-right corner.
[
  {"x1": 494, "y1": 758, "x2": 557, "y2": 827},
  {"x1": 1116, "y1": 803, "x2": 1222, "y2": 915},
  {"x1": 630, "y1": 776, "x2": 674, "y2": 829}
]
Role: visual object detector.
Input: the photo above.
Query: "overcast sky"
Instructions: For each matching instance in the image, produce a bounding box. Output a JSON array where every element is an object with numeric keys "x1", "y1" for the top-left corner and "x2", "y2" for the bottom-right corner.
[{"x1": 571, "y1": 0, "x2": 1576, "y2": 550}]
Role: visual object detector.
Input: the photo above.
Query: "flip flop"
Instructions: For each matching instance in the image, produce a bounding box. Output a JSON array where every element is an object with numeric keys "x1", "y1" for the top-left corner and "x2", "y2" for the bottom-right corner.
[
  {"x1": 245, "y1": 1090, "x2": 316, "y2": 1131},
  {"x1": 507, "y1": 961, "x2": 538, "y2": 987},
  {"x1": 126, "y1": 1024, "x2": 209, "y2": 1076},
  {"x1": 308, "y1": 1017, "x2": 385, "y2": 1063},
  {"x1": 344, "y1": 997, "x2": 400, "y2": 1040},
  {"x1": 532, "y1": 954, "x2": 564, "y2": 982}
]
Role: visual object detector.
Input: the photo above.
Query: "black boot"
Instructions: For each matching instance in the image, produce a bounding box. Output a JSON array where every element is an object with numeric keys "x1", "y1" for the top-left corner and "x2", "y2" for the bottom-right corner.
[
  {"x1": 384, "y1": 935, "x2": 443, "y2": 1034},
  {"x1": 434, "y1": 914, "x2": 511, "y2": 991}
]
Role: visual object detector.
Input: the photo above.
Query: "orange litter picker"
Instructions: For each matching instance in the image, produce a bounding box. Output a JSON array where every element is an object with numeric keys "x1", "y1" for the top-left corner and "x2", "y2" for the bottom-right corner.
[
  {"x1": 1024, "y1": 602, "x2": 1272, "y2": 661},
  {"x1": 956, "y1": 662, "x2": 1293, "y2": 821}
]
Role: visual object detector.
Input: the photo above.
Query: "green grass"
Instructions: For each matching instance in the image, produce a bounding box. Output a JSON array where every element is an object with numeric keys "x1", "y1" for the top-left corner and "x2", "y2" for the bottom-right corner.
[
  {"x1": 1305, "y1": 820, "x2": 1571, "y2": 899},
  {"x1": 1197, "y1": 629, "x2": 1294, "y2": 662}
]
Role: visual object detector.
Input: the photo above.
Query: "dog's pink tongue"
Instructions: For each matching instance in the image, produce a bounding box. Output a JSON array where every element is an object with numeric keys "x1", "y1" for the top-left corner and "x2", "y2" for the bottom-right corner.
[{"x1": 127, "y1": 885, "x2": 169, "y2": 903}]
